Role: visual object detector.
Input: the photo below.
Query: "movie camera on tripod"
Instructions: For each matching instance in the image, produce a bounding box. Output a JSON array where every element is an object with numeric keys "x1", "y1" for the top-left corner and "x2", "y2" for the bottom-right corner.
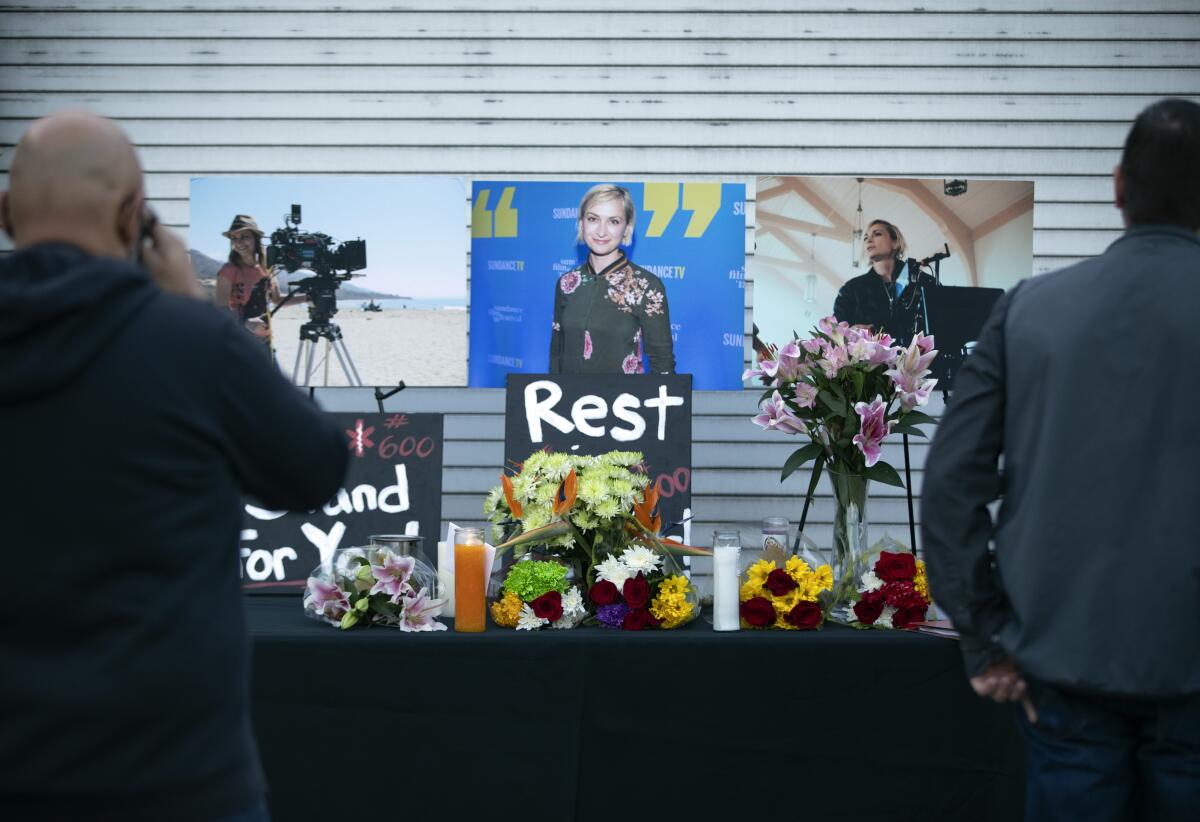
[{"x1": 267, "y1": 204, "x2": 368, "y2": 386}]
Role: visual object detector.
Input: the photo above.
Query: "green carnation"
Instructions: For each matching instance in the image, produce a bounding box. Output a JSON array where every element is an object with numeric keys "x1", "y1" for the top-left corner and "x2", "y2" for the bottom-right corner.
[{"x1": 503, "y1": 560, "x2": 568, "y2": 601}]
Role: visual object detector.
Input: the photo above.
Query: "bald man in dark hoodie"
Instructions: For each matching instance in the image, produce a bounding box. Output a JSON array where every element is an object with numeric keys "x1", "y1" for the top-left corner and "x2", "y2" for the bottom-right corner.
[{"x1": 0, "y1": 112, "x2": 348, "y2": 820}]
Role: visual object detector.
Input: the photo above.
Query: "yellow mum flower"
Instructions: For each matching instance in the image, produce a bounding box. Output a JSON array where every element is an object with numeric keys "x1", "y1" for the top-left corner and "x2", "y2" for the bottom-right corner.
[
  {"x1": 659, "y1": 574, "x2": 690, "y2": 596},
  {"x1": 812, "y1": 564, "x2": 833, "y2": 592},
  {"x1": 650, "y1": 590, "x2": 695, "y2": 628},
  {"x1": 785, "y1": 555, "x2": 812, "y2": 582},
  {"x1": 914, "y1": 560, "x2": 929, "y2": 600},
  {"x1": 746, "y1": 559, "x2": 776, "y2": 587},
  {"x1": 490, "y1": 591, "x2": 523, "y2": 628}
]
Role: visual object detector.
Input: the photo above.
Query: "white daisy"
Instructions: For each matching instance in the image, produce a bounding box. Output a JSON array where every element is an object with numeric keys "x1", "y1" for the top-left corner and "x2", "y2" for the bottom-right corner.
[
  {"x1": 516, "y1": 603, "x2": 549, "y2": 631},
  {"x1": 595, "y1": 556, "x2": 631, "y2": 588},
  {"x1": 561, "y1": 587, "x2": 586, "y2": 619},
  {"x1": 620, "y1": 546, "x2": 662, "y2": 576},
  {"x1": 862, "y1": 571, "x2": 884, "y2": 592}
]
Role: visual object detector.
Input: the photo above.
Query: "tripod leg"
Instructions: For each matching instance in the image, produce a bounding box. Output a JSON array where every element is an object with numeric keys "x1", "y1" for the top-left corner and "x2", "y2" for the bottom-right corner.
[
  {"x1": 304, "y1": 338, "x2": 317, "y2": 386},
  {"x1": 330, "y1": 337, "x2": 364, "y2": 387},
  {"x1": 292, "y1": 339, "x2": 307, "y2": 385}
]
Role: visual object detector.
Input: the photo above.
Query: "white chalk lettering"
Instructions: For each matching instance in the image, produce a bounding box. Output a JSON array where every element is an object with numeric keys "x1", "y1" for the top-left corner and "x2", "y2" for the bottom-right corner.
[
  {"x1": 245, "y1": 548, "x2": 275, "y2": 582},
  {"x1": 244, "y1": 505, "x2": 287, "y2": 521},
  {"x1": 525, "y1": 380, "x2": 574, "y2": 442},
  {"x1": 644, "y1": 384, "x2": 685, "y2": 441},
  {"x1": 323, "y1": 489, "x2": 352, "y2": 516},
  {"x1": 610, "y1": 393, "x2": 646, "y2": 442},
  {"x1": 378, "y1": 464, "x2": 410, "y2": 513},
  {"x1": 350, "y1": 483, "x2": 378, "y2": 513},
  {"x1": 301, "y1": 521, "x2": 347, "y2": 565},
  {"x1": 571, "y1": 395, "x2": 608, "y2": 437}
]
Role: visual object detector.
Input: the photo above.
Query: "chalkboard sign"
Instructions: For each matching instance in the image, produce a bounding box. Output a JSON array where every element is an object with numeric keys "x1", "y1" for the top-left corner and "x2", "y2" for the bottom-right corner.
[
  {"x1": 240, "y1": 411, "x2": 444, "y2": 592},
  {"x1": 504, "y1": 374, "x2": 692, "y2": 535}
]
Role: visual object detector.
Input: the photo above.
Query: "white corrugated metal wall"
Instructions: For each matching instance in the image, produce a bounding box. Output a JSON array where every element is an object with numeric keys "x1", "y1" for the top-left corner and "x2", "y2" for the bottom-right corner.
[{"x1": 2, "y1": 0, "x2": 1198, "y2": 555}]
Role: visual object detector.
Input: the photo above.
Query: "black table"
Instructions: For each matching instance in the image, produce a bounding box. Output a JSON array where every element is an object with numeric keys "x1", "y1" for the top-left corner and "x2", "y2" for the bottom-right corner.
[{"x1": 248, "y1": 597, "x2": 1024, "y2": 822}]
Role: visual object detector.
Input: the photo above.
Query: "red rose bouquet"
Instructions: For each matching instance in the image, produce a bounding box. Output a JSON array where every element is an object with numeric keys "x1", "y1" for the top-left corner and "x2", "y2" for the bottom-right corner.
[
  {"x1": 587, "y1": 546, "x2": 698, "y2": 630},
  {"x1": 738, "y1": 556, "x2": 833, "y2": 630},
  {"x1": 845, "y1": 550, "x2": 931, "y2": 629}
]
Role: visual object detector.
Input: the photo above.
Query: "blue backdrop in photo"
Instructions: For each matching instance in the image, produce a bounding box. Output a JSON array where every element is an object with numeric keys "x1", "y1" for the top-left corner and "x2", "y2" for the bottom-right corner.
[{"x1": 469, "y1": 181, "x2": 746, "y2": 389}]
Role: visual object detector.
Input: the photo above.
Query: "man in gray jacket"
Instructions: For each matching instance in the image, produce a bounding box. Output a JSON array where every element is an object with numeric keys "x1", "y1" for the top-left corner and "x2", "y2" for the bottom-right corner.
[{"x1": 922, "y1": 98, "x2": 1200, "y2": 822}]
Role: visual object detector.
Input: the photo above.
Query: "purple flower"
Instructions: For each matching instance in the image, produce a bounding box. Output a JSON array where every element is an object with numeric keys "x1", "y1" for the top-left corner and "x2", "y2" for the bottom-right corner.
[
  {"x1": 774, "y1": 342, "x2": 805, "y2": 382},
  {"x1": 622, "y1": 353, "x2": 643, "y2": 374},
  {"x1": 800, "y1": 338, "x2": 823, "y2": 356},
  {"x1": 305, "y1": 577, "x2": 350, "y2": 624},
  {"x1": 753, "y1": 391, "x2": 809, "y2": 436},
  {"x1": 792, "y1": 381, "x2": 818, "y2": 409},
  {"x1": 597, "y1": 602, "x2": 630, "y2": 628},
  {"x1": 583, "y1": 330, "x2": 593, "y2": 360},
  {"x1": 817, "y1": 345, "x2": 850, "y2": 379},
  {"x1": 560, "y1": 271, "x2": 581, "y2": 294},
  {"x1": 370, "y1": 553, "x2": 416, "y2": 602},
  {"x1": 885, "y1": 333, "x2": 939, "y2": 411},
  {"x1": 852, "y1": 396, "x2": 894, "y2": 467},
  {"x1": 398, "y1": 588, "x2": 447, "y2": 632}
]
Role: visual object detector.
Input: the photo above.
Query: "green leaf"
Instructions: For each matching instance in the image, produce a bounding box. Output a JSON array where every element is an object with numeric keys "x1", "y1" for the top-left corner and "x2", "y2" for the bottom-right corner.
[
  {"x1": 901, "y1": 410, "x2": 938, "y2": 427},
  {"x1": 781, "y1": 442, "x2": 824, "y2": 482},
  {"x1": 818, "y1": 390, "x2": 848, "y2": 419},
  {"x1": 890, "y1": 423, "x2": 928, "y2": 438},
  {"x1": 863, "y1": 461, "x2": 905, "y2": 488},
  {"x1": 369, "y1": 598, "x2": 393, "y2": 617},
  {"x1": 850, "y1": 369, "x2": 864, "y2": 398}
]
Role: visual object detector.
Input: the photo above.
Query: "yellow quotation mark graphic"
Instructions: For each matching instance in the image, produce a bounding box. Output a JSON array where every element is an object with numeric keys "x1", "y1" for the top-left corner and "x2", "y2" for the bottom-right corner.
[
  {"x1": 471, "y1": 183, "x2": 722, "y2": 240},
  {"x1": 472, "y1": 187, "x2": 518, "y2": 238},
  {"x1": 642, "y1": 183, "x2": 722, "y2": 238}
]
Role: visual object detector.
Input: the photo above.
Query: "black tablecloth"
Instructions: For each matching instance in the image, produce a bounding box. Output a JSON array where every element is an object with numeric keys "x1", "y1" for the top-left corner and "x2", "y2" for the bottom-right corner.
[{"x1": 247, "y1": 597, "x2": 1023, "y2": 822}]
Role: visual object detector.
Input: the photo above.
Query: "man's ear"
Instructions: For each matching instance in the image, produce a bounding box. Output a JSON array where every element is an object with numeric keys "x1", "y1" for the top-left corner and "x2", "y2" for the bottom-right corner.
[
  {"x1": 116, "y1": 190, "x2": 141, "y2": 252},
  {"x1": 1113, "y1": 164, "x2": 1125, "y2": 211}
]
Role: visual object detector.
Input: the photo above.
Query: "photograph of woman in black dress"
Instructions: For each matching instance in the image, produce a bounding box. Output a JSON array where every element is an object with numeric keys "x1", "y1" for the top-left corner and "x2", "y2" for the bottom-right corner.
[{"x1": 548, "y1": 184, "x2": 676, "y2": 374}]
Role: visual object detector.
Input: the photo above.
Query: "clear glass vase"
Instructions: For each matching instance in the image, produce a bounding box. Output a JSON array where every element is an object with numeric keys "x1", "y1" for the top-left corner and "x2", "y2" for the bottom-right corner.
[{"x1": 826, "y1": 465, "x2": 870, "y2": 616}]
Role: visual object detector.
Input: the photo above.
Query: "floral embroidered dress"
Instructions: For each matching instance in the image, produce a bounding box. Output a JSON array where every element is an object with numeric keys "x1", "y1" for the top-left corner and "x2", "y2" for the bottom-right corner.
[{"x1": 549, "y1": 252, "x2": 675, "y2": 374}]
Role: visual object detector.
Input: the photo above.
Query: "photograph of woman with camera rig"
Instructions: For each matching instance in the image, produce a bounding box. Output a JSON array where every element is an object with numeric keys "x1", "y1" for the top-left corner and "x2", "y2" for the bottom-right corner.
[{"x1": 214, "y1": 214, "x2": 281, "y2": 352}]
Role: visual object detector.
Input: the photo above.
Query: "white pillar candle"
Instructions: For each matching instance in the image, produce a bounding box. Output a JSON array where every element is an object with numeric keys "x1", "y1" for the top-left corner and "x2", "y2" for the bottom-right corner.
[{"x1": 712, "y1": 544, "x2": 741, "y2": 631}]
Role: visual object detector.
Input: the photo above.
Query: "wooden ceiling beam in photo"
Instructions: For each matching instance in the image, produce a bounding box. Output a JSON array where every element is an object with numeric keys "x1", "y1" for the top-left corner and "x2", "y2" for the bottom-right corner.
[
  {"x1": 758, "y1": 211, "x2": 844, "y2": 242},
  {"x1": 870, "y1": 178, "x2": 979, "y2": 287},
  {"x1": 758, "y1": 226, "x2": 845, "y2": 290},
  {"x1": 974, "y1": 190, "x2": 1035, "y2": 240}
]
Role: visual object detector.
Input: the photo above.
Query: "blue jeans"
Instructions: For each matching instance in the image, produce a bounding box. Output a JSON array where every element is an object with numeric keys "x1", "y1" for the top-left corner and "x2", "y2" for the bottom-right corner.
[
  {"x1": 1018, "y1": 678, "x2": 1200, "y2": 822},
  {"x1": 214, "y1": 801, "x2": 271, "y2": 822}
]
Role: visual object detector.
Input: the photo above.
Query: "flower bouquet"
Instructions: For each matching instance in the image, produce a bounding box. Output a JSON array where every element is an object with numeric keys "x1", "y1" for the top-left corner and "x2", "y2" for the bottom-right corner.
[
  {"x1": 844, "y1": 547, "x2": 932, "y2": 630},
  {"x1": 484, "y1": 449, "x2": 708, "y2": 630},
  {"x1": 490, "y1": 557, "x2": 588, "y2": 630},
  {"x1": 303, "y1": 545, "x2": 446, "y2": 631},
  {"x1": 586, "y1": 546, "x2": 697, "y2": 630},
  {"x1": 745, "y1": 317, "x2": 938, "y2": 608},
  {"x1": 738, "y1": 556, "x2": 833, "y2": 630}
]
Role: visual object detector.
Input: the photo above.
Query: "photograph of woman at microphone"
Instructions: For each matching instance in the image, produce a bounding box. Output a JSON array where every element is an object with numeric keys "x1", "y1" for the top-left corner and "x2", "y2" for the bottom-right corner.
[{"x1": 832, "y1": 218, "x2": 920, "y2": 343}]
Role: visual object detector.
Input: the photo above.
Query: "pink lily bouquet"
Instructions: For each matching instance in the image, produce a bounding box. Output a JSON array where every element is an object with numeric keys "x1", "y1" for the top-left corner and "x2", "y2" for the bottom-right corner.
[
  {"x1": 746, "y1": 316, "x2": 939, "y2": 492},
  {"x1": 303, "y1": 545, "x2": 447, "y2": 632}
]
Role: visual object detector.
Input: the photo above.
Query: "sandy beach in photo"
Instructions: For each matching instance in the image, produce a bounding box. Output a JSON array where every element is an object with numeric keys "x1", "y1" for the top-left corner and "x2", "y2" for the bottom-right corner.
[{"x1": 269, "y1": 305, "x2": 467, "y2": 386}]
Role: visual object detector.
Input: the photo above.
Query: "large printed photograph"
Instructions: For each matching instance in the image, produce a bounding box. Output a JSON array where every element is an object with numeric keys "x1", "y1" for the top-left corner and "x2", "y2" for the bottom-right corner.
[
  {"x1": 752, "y1": 176, "x2": 1034, "y2": 382},
  {"x1": 189, "y1": 176, "x2": 467, "y2": 387},
  {"x1": 470, "y1": 181, "x2": 747, "y2": 390}
]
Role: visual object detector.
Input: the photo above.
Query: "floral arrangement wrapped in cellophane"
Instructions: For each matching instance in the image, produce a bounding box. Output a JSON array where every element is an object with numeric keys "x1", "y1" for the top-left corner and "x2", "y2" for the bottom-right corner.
[{"x1": 483, "y1": 449, "x2": 709, "y2": 630}]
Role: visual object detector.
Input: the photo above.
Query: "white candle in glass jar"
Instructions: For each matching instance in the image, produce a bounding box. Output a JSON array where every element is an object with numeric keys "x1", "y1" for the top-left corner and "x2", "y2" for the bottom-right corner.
[{"x1": 713, "y1": 544, "x2": 741, "y2": 631}]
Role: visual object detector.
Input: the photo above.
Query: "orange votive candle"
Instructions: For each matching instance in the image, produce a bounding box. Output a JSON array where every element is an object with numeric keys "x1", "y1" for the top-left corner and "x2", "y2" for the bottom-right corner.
[{"x1": 454, "y1": 531, "x2": 486, "y2": 633}]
